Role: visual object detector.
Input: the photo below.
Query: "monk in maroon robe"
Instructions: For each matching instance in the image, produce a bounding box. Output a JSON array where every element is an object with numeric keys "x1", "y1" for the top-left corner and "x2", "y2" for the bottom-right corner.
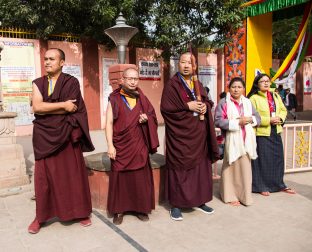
[
  {"x1": 28, "y1": 48, "x2": 94, "y2": 234},
  {"x1": 160, "y1": 52, "x2": 219, "y2": 221},
  {"x1": 106, "y1": 68, "x2": 159, "y2": 225}
]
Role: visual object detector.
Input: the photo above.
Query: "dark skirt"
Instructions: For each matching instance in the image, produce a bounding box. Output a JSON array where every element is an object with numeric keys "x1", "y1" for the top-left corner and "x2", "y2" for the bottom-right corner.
[
  {"x1": 107, "y1": 160, "x2": 155, "y2": 215},
  {"x1": 165, "y1": 154, "x2": 213, "y2": 208},
  {"x1": 35, "y1": 141, "x2": 92, "y2": 224},
  {"x1": 252, "y1": 126, "x2": 287, "y2": 193}
]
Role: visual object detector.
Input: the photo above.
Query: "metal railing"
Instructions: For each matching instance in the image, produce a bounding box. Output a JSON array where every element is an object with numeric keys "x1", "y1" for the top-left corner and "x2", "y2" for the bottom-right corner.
[
  {"x1": 213, "y1": 122, "x2": 312, "y2": 178},
  {"x1": 282, "y1": 122, "x2": 312, "y2": 173},
  {"x1": 0, "y1": 27, "x2": 80, "y2": 42}
]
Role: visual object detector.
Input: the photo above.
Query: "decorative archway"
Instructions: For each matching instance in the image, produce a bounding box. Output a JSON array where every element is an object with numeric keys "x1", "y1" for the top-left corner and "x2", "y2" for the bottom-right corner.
[{"x1": 225, "y1": 0, "x2": 311, "y2": 96}]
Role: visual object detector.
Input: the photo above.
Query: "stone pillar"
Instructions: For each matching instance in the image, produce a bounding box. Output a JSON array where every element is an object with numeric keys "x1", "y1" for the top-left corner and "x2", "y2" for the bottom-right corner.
[{"x1": 0, "y1": 112, "x2": 29, "y2": 189}]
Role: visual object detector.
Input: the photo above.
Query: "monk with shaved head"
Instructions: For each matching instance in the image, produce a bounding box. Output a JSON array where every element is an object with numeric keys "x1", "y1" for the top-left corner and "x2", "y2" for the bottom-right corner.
[
  {"x1": 161, "y1": 52, "x2": 219, "y2": 221},
  {"x1": 105, "y1": 67, "x2": 159, "y2": 225},
  {"x1": 28, "y1": 48, "x2": 94, "y2": 234}
]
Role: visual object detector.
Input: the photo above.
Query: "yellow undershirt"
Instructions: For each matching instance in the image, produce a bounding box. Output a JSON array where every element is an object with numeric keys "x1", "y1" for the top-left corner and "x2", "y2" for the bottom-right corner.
[
  {"x1": 181, "y1": 75, "x2": 194, "y2": 90},
  {"x1": 47, "y1": 76, "x2": 57, "y2": 96},
  {"x1": 120, "y1": 89, "x2": 137, "y2": 109}
]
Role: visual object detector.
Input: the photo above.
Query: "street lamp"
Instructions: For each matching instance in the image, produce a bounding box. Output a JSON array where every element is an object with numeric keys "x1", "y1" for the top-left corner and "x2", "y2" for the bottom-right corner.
[{"x1": 104, "y1": 13, "x2": 138, "y2": 64}]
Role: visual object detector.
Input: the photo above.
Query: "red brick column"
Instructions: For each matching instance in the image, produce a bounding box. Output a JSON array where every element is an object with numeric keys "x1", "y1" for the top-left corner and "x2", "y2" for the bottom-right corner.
[
  {"x1": 39, "y1": 39, "x2": 48, "y2": 76},
  {"x1": 129, "y1": 46, "x2": 136, "y2": 65},
  {"x1": 81, "y1": 38, "x2": 101, "y2": 130},
  {"x1": 216, "y1": 49, "x2": 223, "y2": 103}
]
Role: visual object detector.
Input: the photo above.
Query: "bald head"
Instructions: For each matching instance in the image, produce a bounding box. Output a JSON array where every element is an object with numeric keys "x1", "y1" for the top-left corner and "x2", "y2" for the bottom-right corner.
[
  {"x1": 123, "y1": 67, "x2": 138, "y2": 77},
  {"x1": 48, "y1": 48, "x2": 65, "y2": 61},
  {"x1": 122, "y1": 67, "x2": 139, "y2": 91}
]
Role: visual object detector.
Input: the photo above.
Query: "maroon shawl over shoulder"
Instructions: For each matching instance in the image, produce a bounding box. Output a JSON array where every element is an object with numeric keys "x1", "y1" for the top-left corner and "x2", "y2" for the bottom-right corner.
[
  {"x1": 109, "y1": 87, "x2": 159, "y2": 172},
  {"x1": 32, "y1": 73, "x2": 94, "y2": 160},
  {"x1": 160, "y1": 73, "x2": 219, "y2": 170}
]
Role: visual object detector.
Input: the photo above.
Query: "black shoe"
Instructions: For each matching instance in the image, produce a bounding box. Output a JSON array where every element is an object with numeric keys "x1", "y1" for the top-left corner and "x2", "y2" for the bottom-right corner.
[
  {"x1": 169, "y1": 207, "x2": 183, "y2": 221},
  {"x1": 194, "y1": 204, "x2": 215, "y2": 214},
  {"x1": 113, "y1": 214, "x2": 123, "y2": 225},
  {"x1": 136, "y1": 213, "x2": 149, "y2": 222}
]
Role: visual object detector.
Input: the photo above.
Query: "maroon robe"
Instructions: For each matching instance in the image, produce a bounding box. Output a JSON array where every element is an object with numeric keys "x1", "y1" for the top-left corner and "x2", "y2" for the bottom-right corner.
[
  {"x1": 107, "y1": 87, "x2": 159, "y2": 214},
  {"x1": 160, "y1": 73, "x2": 219, "y2": 208},
  {"x1": 32, "y1": 73, "x2": 94, "y2": 223}
]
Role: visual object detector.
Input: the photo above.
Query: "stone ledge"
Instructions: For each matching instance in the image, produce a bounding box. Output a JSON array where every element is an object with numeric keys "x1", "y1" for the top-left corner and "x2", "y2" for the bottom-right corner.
[
  {"x1": 0, "y1": 112, "x2": 17, "y2": 118},
  {"x1": 85, "y1": 152, "x2": 166, "y2": 210},
  {"x1": 84, "y1": 152, "x2": 166, "y2": 172},
  {"x1": 0, "y1": 183, "x2": 33, "y2": 198}
]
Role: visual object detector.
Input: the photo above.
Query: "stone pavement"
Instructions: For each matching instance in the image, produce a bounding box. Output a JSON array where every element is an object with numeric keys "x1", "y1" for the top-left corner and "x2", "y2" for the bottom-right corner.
[
  {"x1": 1, "y1": 171, "x2": 312, "y2": 252},
  {"x1": 1, "y1": 119, "x2": 312, "y2": 251}
]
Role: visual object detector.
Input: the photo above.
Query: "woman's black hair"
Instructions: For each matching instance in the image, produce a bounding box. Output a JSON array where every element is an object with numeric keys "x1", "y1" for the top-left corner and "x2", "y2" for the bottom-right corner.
[
  {"x1": 228, "y1": 77, "x2": 246, "y2": 88},
  {"x1": 247, "y1": 73, "x2": 270, "y2": 98}
]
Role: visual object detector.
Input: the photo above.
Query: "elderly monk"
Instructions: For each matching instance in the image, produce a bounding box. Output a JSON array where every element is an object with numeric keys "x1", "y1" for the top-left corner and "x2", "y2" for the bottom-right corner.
[
  {"x1": 106, "y1": 68, "x2": 159, "y2": 225},
  {"x1": 161, "y1": 52, "x2": 219, "y2": 221},
  {"x1": 28, "y1": 48, "x2": 94, "y2": 234}
]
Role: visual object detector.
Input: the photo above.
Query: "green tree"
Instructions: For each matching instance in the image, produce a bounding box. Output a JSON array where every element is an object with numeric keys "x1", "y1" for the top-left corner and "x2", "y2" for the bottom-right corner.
[
  {"x1": 0, "y1": 0, "x2": 245, "y2": 57},
  {"x1": 148, "y1": 0, "x2": 244, "y2": 54},
  {"x1": 272, "y1": 16, "x2": 303, "y2": 60}
]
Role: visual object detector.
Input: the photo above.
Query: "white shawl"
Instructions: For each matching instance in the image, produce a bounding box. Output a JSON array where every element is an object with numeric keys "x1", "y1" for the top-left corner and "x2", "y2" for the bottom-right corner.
[{"x1": 225, "y1": 93, "x2": 257, "y2": 164}]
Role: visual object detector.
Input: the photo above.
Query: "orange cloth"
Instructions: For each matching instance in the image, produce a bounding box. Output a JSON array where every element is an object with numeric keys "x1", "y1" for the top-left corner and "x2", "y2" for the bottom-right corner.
[{"x1": 120, "y1": 89, "x2": 137, "y2": 109}]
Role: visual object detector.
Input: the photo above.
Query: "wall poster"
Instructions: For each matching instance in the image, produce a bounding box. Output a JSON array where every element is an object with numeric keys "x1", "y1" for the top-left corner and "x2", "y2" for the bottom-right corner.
[{"x1": 0, "y1": 41, "x2": 36, "y2": 125}]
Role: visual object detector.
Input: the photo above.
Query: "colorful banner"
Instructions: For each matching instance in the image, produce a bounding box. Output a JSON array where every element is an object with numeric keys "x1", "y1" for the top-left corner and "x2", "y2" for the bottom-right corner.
[
  {"x1": 242, "y1": 0, "x2": 309, "y2": 17},
  {"x1": 224, "y1": 24, "x2": 246, "y2": 88},
  {"x1": 272, "y1": 1, "x2": 312, "y2": 81},
  {"x1": 0, "y1": 41, "x2": 36, "y2": 125}
]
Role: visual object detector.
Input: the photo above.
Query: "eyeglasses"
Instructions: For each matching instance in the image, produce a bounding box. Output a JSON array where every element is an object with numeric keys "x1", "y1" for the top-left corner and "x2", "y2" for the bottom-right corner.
[
  {"x1": 259, "y1": 80, "x2": 271, "y2": 84},
  {"x1": 123, "y1": 77, "x2": 139, "y2": 82}
]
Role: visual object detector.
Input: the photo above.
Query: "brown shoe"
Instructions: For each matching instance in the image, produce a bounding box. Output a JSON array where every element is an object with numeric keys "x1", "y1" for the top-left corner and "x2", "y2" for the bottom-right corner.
[
  {"x1": 136, "y1": 213, "x2": 149, "y2": 222},
  {"x1": 113, "y1": 214, "x2": 123, "y2": 225}
]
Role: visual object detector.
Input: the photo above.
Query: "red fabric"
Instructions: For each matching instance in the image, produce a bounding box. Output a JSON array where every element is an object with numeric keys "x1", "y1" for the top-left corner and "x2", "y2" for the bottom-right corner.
[
  {"x1": 160, "y1": 73, "x2": 219, "y2": 171},
  {"x1": 161, "y1": 73, "x2": 218, "y2": 207},
  {"x1": 107, "y1": 87, "x2": 158, "y2": 214},
  {"x1": 109, "y1": 87, "x2": 159, "y2": 171},
  {"x1": 165, "y1": 150, "x2": 213, "y2": 208},
  {"x1": 267, "y1": 91, "x2": 275, "y2": 114},
  {"x1": 32, "y1": 73, "x2": 94, "y2": 160},
  {"x1": 34, "y1": 128, "x2": 92, "y2": 223},
  {"x1": 107, "y1": 160, "x2": 155, "y2": 214}
]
